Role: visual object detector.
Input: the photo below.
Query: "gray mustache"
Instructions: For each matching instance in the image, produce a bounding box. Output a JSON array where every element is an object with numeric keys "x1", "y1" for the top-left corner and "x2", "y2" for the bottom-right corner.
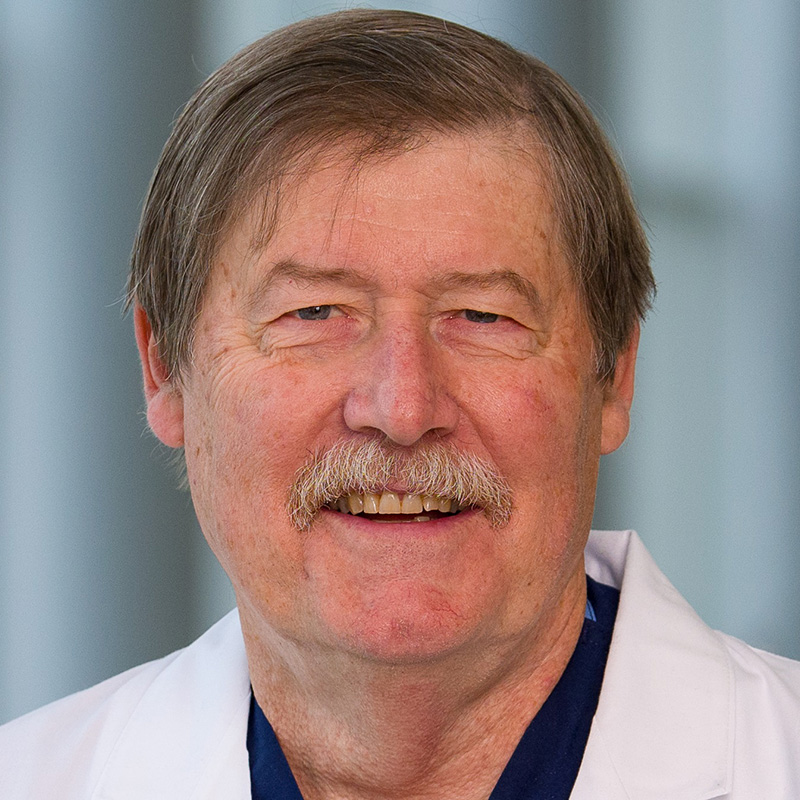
[{"x1": 288, "y1": 439, "x2": 513, "y2": 531}]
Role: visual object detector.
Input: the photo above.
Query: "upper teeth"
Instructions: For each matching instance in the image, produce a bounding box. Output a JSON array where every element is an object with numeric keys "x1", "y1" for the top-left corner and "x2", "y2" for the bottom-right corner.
[{"x1": 333, "y1": 492, "x2": 458, "y2": 515}]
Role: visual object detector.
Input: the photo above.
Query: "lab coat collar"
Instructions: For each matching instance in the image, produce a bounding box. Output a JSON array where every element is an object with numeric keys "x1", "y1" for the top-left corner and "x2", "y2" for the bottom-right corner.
[
  {"x1": 575, "y1": 530, "x2": 734, "y2": 799},
  {"x1": 93, "y1": 609, "x2": 252, "y2": 800}
]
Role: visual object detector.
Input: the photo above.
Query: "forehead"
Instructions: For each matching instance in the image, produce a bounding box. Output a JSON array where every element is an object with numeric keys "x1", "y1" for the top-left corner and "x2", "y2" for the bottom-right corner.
[{"x1": 217, "y1": 133, "x2": 570, "y2": 294}]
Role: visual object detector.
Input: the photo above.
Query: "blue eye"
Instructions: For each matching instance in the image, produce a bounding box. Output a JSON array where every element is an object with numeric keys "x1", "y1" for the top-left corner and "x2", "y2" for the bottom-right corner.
[
  {"x1": 464, "y1": 309, "x2": 499, "y2": 323},
  {"x1": 296, "y1": 305, "x2": 332, "y2": 320}
]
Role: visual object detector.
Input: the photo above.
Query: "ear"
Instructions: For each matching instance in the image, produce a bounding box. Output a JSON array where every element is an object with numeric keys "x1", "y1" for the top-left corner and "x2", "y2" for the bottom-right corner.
[
  {"x1": 134, "y1": 304, "x2": 185, "y2": 448},
  {"x1": 600, "y1": 324, "x2": 640, "y2": 455}
]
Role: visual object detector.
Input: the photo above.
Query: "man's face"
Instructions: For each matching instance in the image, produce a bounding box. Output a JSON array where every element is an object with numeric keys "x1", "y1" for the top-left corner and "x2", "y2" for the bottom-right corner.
[{"x1": 143, "y1": 134, "x2": 634, "y2": 663}]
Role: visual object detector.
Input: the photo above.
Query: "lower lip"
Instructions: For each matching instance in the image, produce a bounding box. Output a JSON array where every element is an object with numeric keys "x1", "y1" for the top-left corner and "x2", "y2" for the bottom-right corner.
[{"x1": 318, "y1": 507, "x2": 480, "y2": 535}]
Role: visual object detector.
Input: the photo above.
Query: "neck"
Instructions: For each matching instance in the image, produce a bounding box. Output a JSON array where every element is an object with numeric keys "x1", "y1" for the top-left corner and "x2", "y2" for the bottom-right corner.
[{"x1": 241, "y1": 572, "x2": 586, "y2": 800}]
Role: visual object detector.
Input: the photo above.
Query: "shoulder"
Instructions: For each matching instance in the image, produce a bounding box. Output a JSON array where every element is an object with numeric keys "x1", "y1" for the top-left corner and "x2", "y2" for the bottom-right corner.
[
  {"x1": 0, "y1": 651, "x2": 181, "y2": 797},
  {"x1": 586, "y1": 529, "x2": 800, "y2": 699},
  {"x1": 721, "y1": 632, "x2": 800, "y2": 788},
  {"x1": 0, "y1": 610, "x2": 251, "y2": 799},
  {"x1": 579, "y1": 531, "x2": 800, "y2": 798},
  {"x1": 724, "y1": 629, "x2": 800, "y2": 689}
]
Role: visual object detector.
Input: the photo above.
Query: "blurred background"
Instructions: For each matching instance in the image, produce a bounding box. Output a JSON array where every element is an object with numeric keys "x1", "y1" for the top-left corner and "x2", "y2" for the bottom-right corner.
[{"x1": 1, "y1": 0, "x2": 798, "y2": 724}]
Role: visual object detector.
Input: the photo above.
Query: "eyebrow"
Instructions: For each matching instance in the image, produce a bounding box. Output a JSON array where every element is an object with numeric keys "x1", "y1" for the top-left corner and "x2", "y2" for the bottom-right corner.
[
  {"x1": 245, "y1": 258, "x2": 373, "y2": 310},
  {"x1": 245, "y1": 260, "x2": 544, "y2": 314},
  {"x1": 429, "y1": 270, "x2": 544, "y2": 314}
]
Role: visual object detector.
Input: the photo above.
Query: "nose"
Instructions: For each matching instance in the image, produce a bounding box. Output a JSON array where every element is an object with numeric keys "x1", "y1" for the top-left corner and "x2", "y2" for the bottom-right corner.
[{"x1": 343, "y1": 323, "x2": 459, "y2": 447}]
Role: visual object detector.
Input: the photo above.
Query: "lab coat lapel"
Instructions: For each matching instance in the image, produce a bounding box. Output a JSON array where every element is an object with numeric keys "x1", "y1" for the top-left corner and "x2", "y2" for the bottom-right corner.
[{"x1": 574, "y1": 531, "x2": 733, "y2": 799}]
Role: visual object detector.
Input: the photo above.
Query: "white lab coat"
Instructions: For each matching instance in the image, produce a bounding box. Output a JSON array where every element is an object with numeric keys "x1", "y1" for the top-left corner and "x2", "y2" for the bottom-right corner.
[{"x1": 1, "y1": 530, "x2": 799, "y2": 799}]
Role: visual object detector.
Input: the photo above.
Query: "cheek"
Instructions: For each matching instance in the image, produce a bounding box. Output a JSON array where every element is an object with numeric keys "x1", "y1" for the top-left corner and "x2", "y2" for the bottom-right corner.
[
  {"x1": 464, "y1": 367, "x2": 601, "y2": 536},
  {"x1": 183, "y1": 392, "x2": 311, "y2": 623},
  {"x1": 182, "y1": 361, "x2": 349, "y2": 571},
  {"x1": 467, "y1": 368, "x2": 593, "y2": 464},
  {"x1": 192, "y1": 361, "x2": 331, "y2": 471},
  {"x1": 182, "y1": 376, "x2": 292, "y2": 550}
]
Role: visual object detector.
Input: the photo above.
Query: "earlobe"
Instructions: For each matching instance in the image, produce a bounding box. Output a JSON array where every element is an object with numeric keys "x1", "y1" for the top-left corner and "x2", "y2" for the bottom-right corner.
[
  {"x1": 133, "y1": 304, "x2": 185, "y2": 448},
  {"x1": 599, "y1": 325, "x2": 640, "y2": 455}
]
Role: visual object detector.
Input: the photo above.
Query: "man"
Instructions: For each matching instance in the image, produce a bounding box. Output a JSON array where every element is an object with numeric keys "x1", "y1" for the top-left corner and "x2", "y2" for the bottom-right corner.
[{"x1": 1, "y1": 9, "x2": 798, "y2": 799}]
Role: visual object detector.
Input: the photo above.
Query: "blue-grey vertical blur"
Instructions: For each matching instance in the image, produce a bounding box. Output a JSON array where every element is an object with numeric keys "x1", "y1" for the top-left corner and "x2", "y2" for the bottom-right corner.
[{"x1": 0, "y1": 0, "x2": 797, "y2": 724}]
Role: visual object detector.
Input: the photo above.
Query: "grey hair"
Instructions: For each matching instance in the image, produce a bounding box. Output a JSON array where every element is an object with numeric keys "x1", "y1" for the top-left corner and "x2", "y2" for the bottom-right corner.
[
  {"x1": 128, "y1": 8, "x2": 654, "y2": 383},
  {"x1": 288, "y1": 439, "x2": 513, "y2": 531}
]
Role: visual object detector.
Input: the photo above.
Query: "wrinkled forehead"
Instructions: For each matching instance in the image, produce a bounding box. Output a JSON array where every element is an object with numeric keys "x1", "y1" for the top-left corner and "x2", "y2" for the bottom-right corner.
[{"x1": 215, "y1": 129, "x2": 568, "y2": 284}]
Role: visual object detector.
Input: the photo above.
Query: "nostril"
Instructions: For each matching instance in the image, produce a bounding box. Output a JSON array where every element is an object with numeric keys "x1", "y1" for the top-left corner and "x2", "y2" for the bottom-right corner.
[
  {"x1": 342, "y1": 339, "x2": 460, "y2": 445},
  {"x1": 343, "y1": 387, "x2": 440, "y2": 446}
]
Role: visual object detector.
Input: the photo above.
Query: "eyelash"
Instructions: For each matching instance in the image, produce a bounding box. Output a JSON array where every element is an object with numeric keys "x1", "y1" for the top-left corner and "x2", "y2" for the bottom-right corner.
[{"x1": 293, "y1": 306, "x2": 503, "y2": 324}]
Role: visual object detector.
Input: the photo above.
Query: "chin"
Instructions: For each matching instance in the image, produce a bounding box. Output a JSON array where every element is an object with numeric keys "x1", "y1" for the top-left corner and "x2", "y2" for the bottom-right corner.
[{"x1": 317, "y1": 580, "x2": 485, "y2": 664}]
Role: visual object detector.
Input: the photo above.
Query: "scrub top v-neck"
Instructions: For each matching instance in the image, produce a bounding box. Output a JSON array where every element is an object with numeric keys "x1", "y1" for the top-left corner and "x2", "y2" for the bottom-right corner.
[{"x1": 247, "y1": 575, "x2": 619, "y2": 800}]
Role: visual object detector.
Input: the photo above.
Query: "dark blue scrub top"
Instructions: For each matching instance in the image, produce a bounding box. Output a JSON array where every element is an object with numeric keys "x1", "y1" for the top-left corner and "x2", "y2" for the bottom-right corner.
[{"x1": 248, "y1": 576, "x2": 619, "y2": 800}]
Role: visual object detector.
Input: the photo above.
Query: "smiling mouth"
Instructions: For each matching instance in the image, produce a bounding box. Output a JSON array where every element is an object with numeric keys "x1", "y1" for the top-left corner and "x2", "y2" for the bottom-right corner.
[{"x1": 326, "y1": 492, "x2": 465, "y2": 523}]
